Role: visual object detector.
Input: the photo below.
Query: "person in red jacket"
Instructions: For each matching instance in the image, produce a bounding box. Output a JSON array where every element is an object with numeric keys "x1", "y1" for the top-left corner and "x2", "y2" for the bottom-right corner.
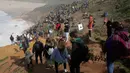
[
  {"x1": 88, "y1": 15, "x2": 94, "y2": 37},
  {"x1": 55, "y1": 23, "x2": 61, "y2": 36},
  {"x1": 56, "y1": 23, "x2": 61, "y2": 30}
]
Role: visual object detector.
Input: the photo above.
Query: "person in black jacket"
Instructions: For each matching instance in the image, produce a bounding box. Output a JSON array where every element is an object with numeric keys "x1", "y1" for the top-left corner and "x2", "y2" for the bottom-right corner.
[
  {"x1": 32, "y1": 38, "x2": 44, "y2": 64},
  {"x1": 10, "y1": 35, "x2": 14, "y2": 44},
  {"x1": 69, "y1": 30, "x2": 89, "y2": 73}
]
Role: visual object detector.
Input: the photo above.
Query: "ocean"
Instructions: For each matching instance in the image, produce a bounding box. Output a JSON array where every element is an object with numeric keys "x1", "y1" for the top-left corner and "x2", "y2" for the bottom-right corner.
[
  {"x1": 0, "y1": 10, "x2": 34, "y2": 47},
  {"x1": 0, "y1": 0, "x2": 80, "y2": 47}
]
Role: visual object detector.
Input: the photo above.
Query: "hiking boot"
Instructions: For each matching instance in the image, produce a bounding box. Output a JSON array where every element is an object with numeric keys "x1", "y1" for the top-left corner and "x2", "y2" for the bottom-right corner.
[
  {"x1": 45, "y1": 66, "x2": 50, "y2": 69},
  {"x1": 45, "y1": 65, "x2": 52, "y2": 69},
  {"x1": 49, "y1": 65, "x2": 54, "y2": 68}
]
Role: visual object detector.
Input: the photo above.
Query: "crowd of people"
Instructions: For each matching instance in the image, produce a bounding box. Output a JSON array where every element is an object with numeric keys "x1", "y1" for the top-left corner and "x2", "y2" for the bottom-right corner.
[
  {"x1": 9, "y1": 0, "x2": 130, "y2": 73},
  {"x1": 27, "y1": 30, "x2": 88, "y2": 73}
]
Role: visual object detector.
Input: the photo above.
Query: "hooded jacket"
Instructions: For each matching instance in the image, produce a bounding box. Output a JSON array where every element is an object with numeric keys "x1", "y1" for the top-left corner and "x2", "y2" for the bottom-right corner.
[{"x1": 71, "y1": 38, "x2": 88, "y2": 62}]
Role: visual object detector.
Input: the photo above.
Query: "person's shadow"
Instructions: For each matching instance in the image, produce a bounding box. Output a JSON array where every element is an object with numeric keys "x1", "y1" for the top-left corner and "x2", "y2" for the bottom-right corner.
[
  {"x1": 32, "y1": 64, "x2": 55, "y2": 73},
  {"x1": 10, "y1": 56, "x2": 85, "y2": 73},
  {"x1": 10, "y1": 56, "x2": 55, "y2": 73}
]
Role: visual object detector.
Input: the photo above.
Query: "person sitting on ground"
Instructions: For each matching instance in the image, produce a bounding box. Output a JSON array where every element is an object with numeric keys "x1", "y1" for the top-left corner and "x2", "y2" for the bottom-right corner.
[
  {"x1": 32, "y1": 38, "x2": 44, "y2": 64},
  {"x1": 51, "y1": 38, "x2": 69, "y2": 73},
  {"x1": 69, "y1": 30, "x2": 89, "y2": 73}
]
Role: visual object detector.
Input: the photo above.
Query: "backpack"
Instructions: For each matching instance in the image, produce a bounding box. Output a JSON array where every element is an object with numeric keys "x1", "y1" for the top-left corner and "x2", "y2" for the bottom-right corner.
[
  {"x1": 35, "y1": 42, "x2": 42, "y2": 52},
  {"x1": 105, "y1": 31, "x2": 130, "y2": 59},
  {"x1": 74, "y1": 38, "x2": 89, "y2": 62},
  {"x1": 114, "y1": 34, "x2": 130, "y2": 56}
]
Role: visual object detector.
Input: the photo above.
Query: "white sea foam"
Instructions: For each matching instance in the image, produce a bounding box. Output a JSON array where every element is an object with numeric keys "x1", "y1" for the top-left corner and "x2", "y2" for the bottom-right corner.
[{"x1": 0, "y1": 10, "x2": 34, "y2": 47}]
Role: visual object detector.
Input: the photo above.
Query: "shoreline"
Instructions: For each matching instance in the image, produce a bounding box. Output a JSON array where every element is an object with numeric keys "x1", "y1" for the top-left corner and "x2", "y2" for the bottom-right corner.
[{"x1": 0, "y1": 0, "x2": 83, "y2": 55}]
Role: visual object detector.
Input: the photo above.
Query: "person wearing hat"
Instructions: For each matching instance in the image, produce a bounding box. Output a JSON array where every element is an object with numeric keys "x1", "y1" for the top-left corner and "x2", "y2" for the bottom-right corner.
[
  {"x1": 104, "y1": 12, "x2": 108, "y2": 25},
  {"x1": 51, "y1": 39, "x2": 69, "y2": 73}
]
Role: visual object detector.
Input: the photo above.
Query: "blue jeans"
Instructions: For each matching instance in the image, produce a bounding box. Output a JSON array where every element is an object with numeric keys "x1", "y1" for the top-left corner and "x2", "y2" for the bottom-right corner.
[{"x1": 107, "y1": 56, "x2": 114, "y2": 73}]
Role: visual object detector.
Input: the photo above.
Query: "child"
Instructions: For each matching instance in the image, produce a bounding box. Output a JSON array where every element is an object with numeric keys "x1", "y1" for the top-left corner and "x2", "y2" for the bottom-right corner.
[
  {"x1": 25, "y1": 50, "x2": 33, "y2": 69},
  {"x1": 51, "y1": 38, "x2": 70, "y2": 73}
]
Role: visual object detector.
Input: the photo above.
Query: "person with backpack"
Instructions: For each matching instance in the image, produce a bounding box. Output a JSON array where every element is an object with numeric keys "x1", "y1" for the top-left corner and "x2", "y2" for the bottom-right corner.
[
  {"x1": 69, "y1": 30, "x2": 89, "y2": 73},
  {"x1": 51, "y1": 38, "x2": 69, "y2": 73},
  {"x1": 105, "y1": 21, "x2": 130, "y2": 73},
  {"x1": 10, "y1": 35, "x2": 14, "y2": 44},
  {"x1": 32, "y1": 38, "x2": 44, "y2": 64}
]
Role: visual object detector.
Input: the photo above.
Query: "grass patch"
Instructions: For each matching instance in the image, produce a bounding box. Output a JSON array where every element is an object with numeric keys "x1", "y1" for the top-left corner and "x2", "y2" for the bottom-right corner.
[
  {"x1": 115, "y1": 61, "x2": 130, "y2": 73},
  {"x1": 0, "y1": 56, "x2": 8, "y2": 63},
  {"x1": 113, "y1": 0, "x2": 130, "y2": 19},
  {"x1": 28, "y1": 68, "x2": 33, "y2": 73}
]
